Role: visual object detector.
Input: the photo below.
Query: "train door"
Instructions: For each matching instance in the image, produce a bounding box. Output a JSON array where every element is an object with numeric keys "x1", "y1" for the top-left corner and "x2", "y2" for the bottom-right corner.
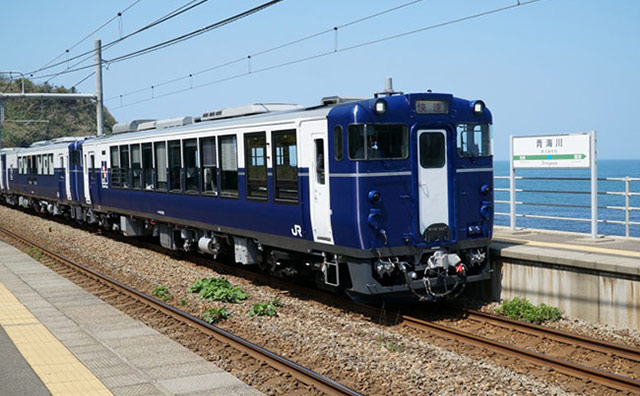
[
  {"x1": 83, "y1": 152, "x2": 92, "y2": 204},
  {"x1": 59, "y1": 153, "x2": 71, "y2": 201},
  {"x1": 417, "y1": 129, "x2": 449, "y2": 237},
  {"x1": 303, "y1": 120, "x2": 334, "y2": 244},
  {"x1": 1, "y1": 154, "x2": 5, "y2": 192}
]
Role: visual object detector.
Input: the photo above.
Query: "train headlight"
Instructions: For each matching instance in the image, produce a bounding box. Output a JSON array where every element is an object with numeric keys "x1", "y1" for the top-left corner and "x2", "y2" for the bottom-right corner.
[
  {"x1": 368, "y1": 190, "x2": 381, "y2": 203},
  {"x1": 373, "y1": 99, "x2": 387, "y2": 115},
  {"x1": 472, "y1": 100, "x2": 485, "y2": 115}
]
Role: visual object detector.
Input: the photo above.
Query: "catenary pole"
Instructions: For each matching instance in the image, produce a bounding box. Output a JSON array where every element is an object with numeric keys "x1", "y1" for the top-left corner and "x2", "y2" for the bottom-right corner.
[{"x1": 95, "y1": 39, "x2": 104, "y2": 136}]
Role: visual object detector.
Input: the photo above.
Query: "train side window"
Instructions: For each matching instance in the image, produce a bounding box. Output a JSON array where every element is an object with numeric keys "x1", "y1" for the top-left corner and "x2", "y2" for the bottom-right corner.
[
  {"x1": 200, "y1": 137, "x2": 217, "y2": 195},
  {"x1": 168, "y1": 140, "x2": 182, "y2": 193},
  {"x1": 245, "y1": 132, "x2": 267, "y2": 200},
  {"x1": 419, "y1": 133, "x2": 445, "y2": 168},
  {"x1": 43, "y1": 155, "x2": 48, "y2": 175},
  {"x1": 37, "y1": 155, "x2": 42, "y2": 175},
  {"x1": 314, "y1": 138, "x2": 325, "y2": 185},
  {"x1": 183, "y1": 138, "x2": 199, "y2": 194},
  {"x1": 49, "y1": 154, "x2": 54, "y2": 175},
  {"x1": 154, "y1": 142, "x2": 167, "y2": 191},
  {"x1": 131, "y1": 144, "x2": 142, "y2": 189},
  {"x1": 348, "y1": 125, "x2": 365, "y2": 160},
  {"x1": 110, "y1": 146, "x2": 120, "y2": 188},
  {"x1": 219, "y1": 135, "x2": 238, "y2": 197},
  {"x1": 119, "y1": 145, "x2": 130, "y2": 188},
  {"x1": 273, "y1": 130, "x2": 298, "y2": 202},
  {"x1": 334, "y1": 126, "x2": 343, "y2": 161},
  {"x1": 142, "y1": 143, "x2": 153, "y2": 190}
]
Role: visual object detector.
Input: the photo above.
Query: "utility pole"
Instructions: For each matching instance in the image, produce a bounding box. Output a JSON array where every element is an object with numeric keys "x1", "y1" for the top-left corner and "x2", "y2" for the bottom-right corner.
[
  {"x1": 95, "y1": 39, "x2": 104, "y2": 136},
  {"x1": 0, "y1": 39, "x2": 105, "y2": 143}
]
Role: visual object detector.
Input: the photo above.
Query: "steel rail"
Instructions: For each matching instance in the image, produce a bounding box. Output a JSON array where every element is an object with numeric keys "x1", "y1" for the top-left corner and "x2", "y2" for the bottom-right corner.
[
  {"x1": 464, "y1": 309, "x2": 640, "y2": 362},
  {"x1": 0, "y1": 225, "x2": 362, "y2": 396},
  {"x1": 399, "y1": 313, "x2": 640, "y2": 394}
]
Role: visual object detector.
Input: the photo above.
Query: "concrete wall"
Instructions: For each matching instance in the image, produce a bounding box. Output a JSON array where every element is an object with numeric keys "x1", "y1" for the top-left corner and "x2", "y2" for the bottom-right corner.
[{"x1": 490, "y1": 244, "x2": 640, "y2": 330}]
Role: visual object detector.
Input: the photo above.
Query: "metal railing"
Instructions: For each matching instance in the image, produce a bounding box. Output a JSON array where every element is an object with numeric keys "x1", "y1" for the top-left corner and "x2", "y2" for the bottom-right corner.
[{"x1": 494, "y1": 176, "x2": 640, "y2": 238}]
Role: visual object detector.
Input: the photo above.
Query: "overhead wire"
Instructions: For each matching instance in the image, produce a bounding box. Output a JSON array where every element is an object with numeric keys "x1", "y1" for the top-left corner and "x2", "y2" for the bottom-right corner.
[
  {"x1": 32, "y1": 0, "x2": 282, "y2": 80},
  {"x1": 33, "y1": 0, "x2": 144, "y2": 75},
  {"x1": 112, "y1": 0, "x2": 544, "y2": 109},
  {"x1": 107, "y1": 0, "x2": 425, "y2": 101},
  {"x1": 36, "y1": 0, "x2": 210, "y2": 84}
]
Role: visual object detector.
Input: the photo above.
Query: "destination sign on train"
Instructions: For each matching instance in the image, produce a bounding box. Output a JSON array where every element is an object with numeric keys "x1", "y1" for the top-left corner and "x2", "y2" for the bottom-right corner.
[
  {"x1": 415, "y1": 100, "x2": 449, "y2": 114},
  {"x1": 512, "y1": 133, "x2": 591, "y2": 169}
]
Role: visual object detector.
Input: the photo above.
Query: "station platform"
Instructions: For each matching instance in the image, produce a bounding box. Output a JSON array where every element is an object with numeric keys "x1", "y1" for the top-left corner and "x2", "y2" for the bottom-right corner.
[
  {"x1": 0, "y1": 240, "x2": 262, "y2": 396},
  {"x1": 490, "y1": 227, "x2": 640, "y2": 329}
]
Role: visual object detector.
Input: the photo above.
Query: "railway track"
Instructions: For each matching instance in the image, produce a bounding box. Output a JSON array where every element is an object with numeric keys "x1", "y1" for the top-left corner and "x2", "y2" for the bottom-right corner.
[
  {"x1": 400, "y1": 311, "x2": 640, "y2": 394},
  {"x1": 0, "y1": 225, "x2": 362, "y2": 396}
]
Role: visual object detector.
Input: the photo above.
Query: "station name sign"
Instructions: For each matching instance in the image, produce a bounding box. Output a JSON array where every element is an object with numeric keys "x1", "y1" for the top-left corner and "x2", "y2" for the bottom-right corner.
[{"x1": 512, "y1": 133, "x2": 591, "y2": 169}]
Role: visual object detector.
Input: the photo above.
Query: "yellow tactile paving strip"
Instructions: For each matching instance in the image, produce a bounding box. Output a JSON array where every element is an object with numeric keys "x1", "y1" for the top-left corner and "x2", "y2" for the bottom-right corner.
[{"x1": 0, "y1": 282, "x2": 113, "y2": 396}]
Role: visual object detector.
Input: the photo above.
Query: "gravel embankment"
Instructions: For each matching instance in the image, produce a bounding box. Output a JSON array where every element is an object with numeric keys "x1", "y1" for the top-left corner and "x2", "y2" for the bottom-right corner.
[{"x1": 1, "y1": 205, "x2": 637, "y2": 395}]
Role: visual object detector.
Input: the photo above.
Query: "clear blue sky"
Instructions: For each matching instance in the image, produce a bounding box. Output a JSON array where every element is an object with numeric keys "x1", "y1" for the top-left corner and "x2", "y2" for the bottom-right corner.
[{"x1": 1, "y1": 0, "x2": 639, "y2": 160}]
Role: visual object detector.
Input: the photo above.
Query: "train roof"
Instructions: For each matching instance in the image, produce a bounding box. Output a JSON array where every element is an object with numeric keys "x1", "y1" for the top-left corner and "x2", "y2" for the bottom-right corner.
[{"x1": 88, "y1": 105, "x2": 335, "y2": 145}]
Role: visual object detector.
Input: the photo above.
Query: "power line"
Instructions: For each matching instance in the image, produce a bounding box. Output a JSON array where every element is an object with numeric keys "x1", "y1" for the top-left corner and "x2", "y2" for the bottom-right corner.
[
  {"x1": 33, "y1": 0, "x2": 144, "y2": 75},
  {"x1": 113, "y1": 0, "x2": 544, "y2": 110},
  {"x1": 30, "y1": 0, "x2": 209, "y2": 79},
  {"x1": 71, "y1": 72, "x2": 96, "y2": 90},
  {"x1": 32, "y1": 0, "x2": 283, "y2": 80},
  {"x1": 107, "y1": 0, "x2": 425, "y2": 101}
]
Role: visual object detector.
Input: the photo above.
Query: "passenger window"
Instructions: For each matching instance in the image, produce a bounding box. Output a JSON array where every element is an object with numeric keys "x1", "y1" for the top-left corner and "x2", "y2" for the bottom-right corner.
[
  {"x1": 334, "y1": 126, "x2": 343, "y2": 161},
  {"x1": 200, "y1": 137, "x2": 217, "y2": 195},
  {"x1": 110, "y1": 147, "x2": 121, "y2": 188},
  {"x1": 37, "y1": 155, "x2": 42, "y2": 175},
  {"x1": 183, "y1": 139, "x2": 198, "y2": 194},
  {"x1": 273, "y1": 130, "x2": 298, "y2": 202},
  {"x1": 154, "y1": 142, "x2": 167, "y2": 191},
  {"x1": 120, "y1": 146, "x2": 130, "y2": 188},
  {"x1": 314, "y1": 139, "x2": 325, "y2": 185},
  {"x1": 245, "y1": 132, "x2": 267, "y2": 200},
  {"x1": 219, "y1": 135, "x2": 238, "y2": 197},
  {"x1": 142, "y1": 143, "x2": 153, "y2": 189},
  {"x1": 168, "y1": 140, "x2": 182, "y2": 192},
  {"x1": 49, "y1": 154, "x2": 54, "y2": 175},
  {"x1": 43, "y1": 155, "x2": 48, "y2": 175},
  {"x1": 131, "y1": 144, "x2": 142, "y2": 189},
  {"x1": 419, "y1": 132, "x2": 445, "y2": 168}
]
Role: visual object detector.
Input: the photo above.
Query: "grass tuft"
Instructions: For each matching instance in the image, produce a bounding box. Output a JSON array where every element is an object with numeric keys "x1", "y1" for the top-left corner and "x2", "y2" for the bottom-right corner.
[
  {"x1": 496, "y1": 296, "x2": 562, "y2": 324},
  {"x1": 152, "y1": 285, "x2": 172, "y2": 302},
  {"x1": 187, "y1": 277, "x2": 248, "y2": 303},
  {"x1": 248, "y1": 298, "x2": 282, "y2": 317}
]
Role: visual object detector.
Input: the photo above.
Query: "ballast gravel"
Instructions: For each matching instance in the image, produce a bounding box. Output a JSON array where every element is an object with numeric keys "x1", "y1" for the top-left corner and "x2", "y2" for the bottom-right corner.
[{"x1": 1, "y1": 205, "x2": 638, "y2": 395}]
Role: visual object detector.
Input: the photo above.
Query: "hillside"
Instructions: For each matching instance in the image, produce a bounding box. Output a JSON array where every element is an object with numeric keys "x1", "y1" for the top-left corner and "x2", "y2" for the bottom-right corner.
[{"x1": 0, "y1": 77, "x2": 116, "y2": 148}]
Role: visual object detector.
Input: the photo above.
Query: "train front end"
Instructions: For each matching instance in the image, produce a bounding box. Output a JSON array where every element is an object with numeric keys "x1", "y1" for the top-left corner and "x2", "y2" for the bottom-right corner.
[{"x1": 328, "y1": 91, "x2": 493, "y2": 302}]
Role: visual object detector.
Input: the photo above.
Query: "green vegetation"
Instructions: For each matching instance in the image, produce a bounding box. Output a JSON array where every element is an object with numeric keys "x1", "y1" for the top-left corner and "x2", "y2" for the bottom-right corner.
[
  {"x1": 0, "y1": 76, "x2": 116, "y2": 148},
  {"x1": 376, "y1": 335, "x2": 405, "y2": 352},
  {"x1": 26, "y1": 247, "x2": 44, "y2": 261},
  {"x1": 152, "y1": 286, "x2": 171, "y2": 302},
  {"x1": 202, "y1": 307, "x2": 229, "y2": 324},
  {"x1": 248, "y1": 298, "x2": 282, "y2": 317},
  {"x1": 496, "y1": 297, "x2": 562, "y2": 324},
  {"x1": 187, "y1": 277, "x2": 249, "y2": 303},
  {"x1": 180, "y1": 298, "x2": 188, "y2": 306}
]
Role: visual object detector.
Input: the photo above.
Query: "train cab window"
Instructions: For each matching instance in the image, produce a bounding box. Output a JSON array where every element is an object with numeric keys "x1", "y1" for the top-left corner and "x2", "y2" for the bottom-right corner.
[
  {"x1": 120, "y1": 145, "x2": 130, "y2": 188},
  {"x1": 131, "y1": 144, "x2": 142, "y2": 189},
  {"x1": 155, "y1": 142, "x2": 167, "y2": 191},
  {"x1": 419, "y1": 132, "x2": 445, "y2": 168},
  {"x1": 219, "y1": 135, "x2": 238, "y2": 197},
  {"x1": 456, "y1": 123, "x2": 491, "y2": 157},
  {"x1": 348, "y1": 124, "x2": 409, "y2": 160},
  {"x1": 314, "y1": 139, "x2": 325, "y2": 185},
  {"x1": 334, "y1": 126, "x2": 343, "y2": 161},
  {"x1": 110, "y1": 146, "x2": 121, "y2": 188},
  {"x1": 168, "y1": 140, "x2": 182, "y2": 193},
  {"x1": 200, "y1": 137, "x2": 217, "y2": 195},
  {"x1": 245, "y1": 132, "x2": 267, "y2": 200},
  {"x1": 142, "y1": 143, "x2": 153, "y2": 190},
  {"x1": 183, "y1": 139, "x2": 199, "y2": 194},
  {"x1": 273, "y1": 130, "x2": 298, "y2": 202}
]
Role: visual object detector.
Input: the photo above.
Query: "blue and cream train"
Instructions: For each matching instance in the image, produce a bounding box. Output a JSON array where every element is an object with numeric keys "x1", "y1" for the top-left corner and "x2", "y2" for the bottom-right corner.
[{"x1": 0, "y1": 87, "x2": 494, "y2": 302}]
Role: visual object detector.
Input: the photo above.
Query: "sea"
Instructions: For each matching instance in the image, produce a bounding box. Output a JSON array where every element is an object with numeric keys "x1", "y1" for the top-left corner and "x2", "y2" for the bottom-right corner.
[{"x1": 493, "y1": 159, "x2": 640, "y2": 238}]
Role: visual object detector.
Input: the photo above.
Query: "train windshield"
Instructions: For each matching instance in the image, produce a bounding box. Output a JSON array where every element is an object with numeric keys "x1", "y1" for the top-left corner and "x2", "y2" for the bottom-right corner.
[
  {"x1": 456, "y1": 123, "x2": 491, "y2": 157},
  {"x1": 348, "y1": 124, "x2": 409, "y2": 160}
]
